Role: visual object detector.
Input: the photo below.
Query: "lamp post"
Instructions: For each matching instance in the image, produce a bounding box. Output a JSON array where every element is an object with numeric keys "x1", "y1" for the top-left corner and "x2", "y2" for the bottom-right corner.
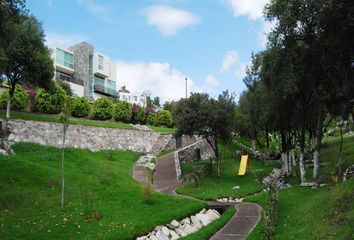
[{"x1": 185, "y1": 77, "x2": 187, "y2": 98}]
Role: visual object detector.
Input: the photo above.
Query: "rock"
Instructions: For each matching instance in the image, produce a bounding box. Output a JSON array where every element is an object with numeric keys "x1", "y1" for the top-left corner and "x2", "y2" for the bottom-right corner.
[
  {"x1": 161, "y1": 226, "x2": 170, "y2": 236},
  {"x1": 199, "y1": 208, "x2": 207, "y2": 214},
  {"x1": 181, "y1": 224, "x2": 198, "y2": 235},
  {"x1": 195, "y1": 213, "x2": 211, "y2": 226},
  {"x1": 149, "y1": 235, "x2": 159, "y2": 240},
  {"x1": 169, "y1": 230, "x2": 180, "y2": 240},
  {"x1": 175, "y1": 228, "x2": 187, "y2": 237},
  {"x1": 236, "y1": 198, "x2": 243, "y2": 203},
  {"x1": 168, "y1": 220, "x2": 180, "y2": 229},
  {"x1": 232, "y1": 185, "x2": 240, "y2": 189},
  {"x1": 180, "y1": 217, "x2": 190, "y2": 225},
  {"x1": 154, "y1": 225, "x2": 163, "y2": 231},
  {"x1": 205, "y1": 209, "x2": 220, "y2": 221},
  {"x1": 136, "y1": 236, "x2": 148, "y2": 240},
  {"x1": 155, "y1": 230, "x2": 169, "y2": 240},
  {"x1": 191, "y1": 215, "x2": 202, "y2": 229}
]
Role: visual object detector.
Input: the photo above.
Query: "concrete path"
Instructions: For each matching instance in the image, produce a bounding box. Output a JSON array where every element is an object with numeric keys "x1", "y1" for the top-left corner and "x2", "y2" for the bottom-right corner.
[
  {"x1": 153, "y1": 153, "x2": 180, "y2": 194},
  {"x1": 133, "y1": 151, "x2": 263, "y2": 240},
  {"x1": 132, "y1": 165, "x2": 149, "y2": 187},
  {"x1": 210, "y1": 202, "x2": 262, "y2": 240}
]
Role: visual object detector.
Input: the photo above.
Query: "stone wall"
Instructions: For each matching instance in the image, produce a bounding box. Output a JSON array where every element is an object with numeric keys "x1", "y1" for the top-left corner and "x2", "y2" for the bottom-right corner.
[
  {"x1": 6, "y1": 119, "x2": 175, "y2": 153},
  {"x1": 174, "y1": 139, "x2": 215, "y2": 180}
]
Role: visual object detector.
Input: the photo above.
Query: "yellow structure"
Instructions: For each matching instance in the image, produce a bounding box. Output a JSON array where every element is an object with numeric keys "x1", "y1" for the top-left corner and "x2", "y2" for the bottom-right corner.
[{"x1": 238, "y1": 154, "x2": 249, "y2": 176}]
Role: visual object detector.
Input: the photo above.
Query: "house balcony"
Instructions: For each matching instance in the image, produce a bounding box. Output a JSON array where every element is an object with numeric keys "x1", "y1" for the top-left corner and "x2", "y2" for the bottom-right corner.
[{"x1": 93, "y1": 84, "x2": 117, "y2": 97}]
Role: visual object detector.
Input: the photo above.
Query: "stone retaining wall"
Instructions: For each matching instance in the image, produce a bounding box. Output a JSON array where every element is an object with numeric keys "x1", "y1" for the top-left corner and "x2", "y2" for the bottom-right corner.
[
  {"x1": 174, "y1": 139, "x2": 215, "y2": 179},
  {"x1": 6, "y1": 119, "x2": 177, "y2": 153}
]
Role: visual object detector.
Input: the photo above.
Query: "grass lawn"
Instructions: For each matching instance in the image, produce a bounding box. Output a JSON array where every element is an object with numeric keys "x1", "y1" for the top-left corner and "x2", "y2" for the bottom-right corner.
[
  {"x1": 180, "y1": 206, "x2": 236, "y2": 240},
  {"x1": 247, "y1": 135, "x2": 354, "y2": 239},
  {"x1": 0, "y1": 143, "x2": 205, "y2": 239},
  {"x1": 148, "y1": 125, "x2": 176, "y2": 133},
  {"x1": 176, "y1": 141, "x2": 280, "y2": 200}
]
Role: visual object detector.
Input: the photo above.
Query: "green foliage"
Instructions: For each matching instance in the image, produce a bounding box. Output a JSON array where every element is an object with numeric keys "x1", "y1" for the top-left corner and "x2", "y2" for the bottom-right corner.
[
  {"x1": 35, "y1": 83, "x2": 66, "y2": 114},
  {"x1": 56, "y1": 80, "x2": 73, "y2": 97},
  {"x1": 0, "y1": 84, "x2": 28, "y2": 110},
  {"x1": 158, "y1": 110, "x2": 173, "y2": 127},
  {"x1": 71, "y1": 97, "x2": 90, "y2": 118},
  {"x1": 136, "y1": 106, "x2": 145, "y2": 124},
  {"x1": 112, "y1": 101, "x2": 131, "y2": 122},
  {"x1": 142, "y1": 183, "x2": 154, "y2": 205},
  {"x1": 92, "y1": 97, "x2": 113, "y2": 120},
  {"x1": 147, "y1": 113, "x2": 158, "y2": 126}
]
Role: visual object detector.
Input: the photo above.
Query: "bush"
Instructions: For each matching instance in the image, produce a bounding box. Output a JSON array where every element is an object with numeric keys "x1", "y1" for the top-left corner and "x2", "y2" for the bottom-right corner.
[
  {"x1": 56, "y1": 80, "x2": 73, "y2": 96},
  {"x1": 71, "y1": 97, "x2": 90, "y2": 118},
  {"x1": 0, "y1": 85, "x2": 29, "y2": 111},
  {"x1": 112, "y1": 101, "x2": 131, "y2": 122},
  {"x1": 36, "y1": 83, "x2": 66, "y2": 114},
  {"x1": 136, "y1": 106, "x2": 145, "y2": 124},
  {"x1": 92, "y1": 97, "x2": 113, "y2": 120},
  {"x1": 157, "y1": 110, "x2": 173, "y2": 127},
  {"x1": 147, "y1": 113, "x2": 158, "y2": 126}
]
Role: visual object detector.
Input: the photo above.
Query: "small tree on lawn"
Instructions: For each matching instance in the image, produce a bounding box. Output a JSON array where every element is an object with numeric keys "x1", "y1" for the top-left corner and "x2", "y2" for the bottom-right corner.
[
  {"x1": 59, "y1": 99, "x2": 71, "y2": 208},
  {"x1": 174, "y1": 91, "x2": 235, "y2": 177}
]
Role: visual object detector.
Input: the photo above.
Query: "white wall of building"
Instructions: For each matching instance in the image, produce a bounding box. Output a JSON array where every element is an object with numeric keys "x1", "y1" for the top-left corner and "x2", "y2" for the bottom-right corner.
[{"x1": 68, "y1": 82, "x2": 84, "y2": 97}]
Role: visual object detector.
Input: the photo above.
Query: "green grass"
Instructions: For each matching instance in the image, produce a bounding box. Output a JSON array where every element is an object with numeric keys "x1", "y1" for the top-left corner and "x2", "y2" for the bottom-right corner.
[
  {"x1": 180, "y1": 206, "x2": 236, "y2": 240},
  {"x1": 0, "y1": 143, "x2": 205, "y2": 239},
  {"x1": 247, "y1": 136, "x2": 354, "y2": 239},
  {"x1": 148, "y1": 125, "x2": 176, "y2": 133},
  {"x1": 176, "y1": 141, "x2": 280, "y2": 200},
  {"x1": 247, "y1": 181, "x2": 354, "y2": 239}
]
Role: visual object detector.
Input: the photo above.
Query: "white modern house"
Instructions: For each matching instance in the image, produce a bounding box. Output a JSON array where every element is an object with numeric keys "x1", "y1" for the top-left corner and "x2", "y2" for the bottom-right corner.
[
  {"x1": 118, "y1": 92, "x2": 146, "y2": 107},
  {"x1": 50, "y1": 42, "x2": 117, "y2": 100}
]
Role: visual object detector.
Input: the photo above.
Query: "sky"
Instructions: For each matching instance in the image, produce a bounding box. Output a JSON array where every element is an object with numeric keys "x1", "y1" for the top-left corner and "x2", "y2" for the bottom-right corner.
[{"x1": 27, "y1": 0, "x2": 273, "y2": 103}]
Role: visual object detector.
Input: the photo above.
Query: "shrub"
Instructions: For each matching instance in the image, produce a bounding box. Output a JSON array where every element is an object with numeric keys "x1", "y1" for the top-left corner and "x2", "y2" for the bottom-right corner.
[
  {"x1": 0, "y1": 85, "x2": 29, "y2": 111},
  {"x1": 136, "y1": 106, "x2": 145, "y2": 124},
  {"x1": 92, "y1": 97, "x2": 113, "y2": 120},
  {"x1": 112, "y1": 101, "x2": 131, "y2": 122},
  {"x1": 157, "y1": 110, "x2": 173, "y2": 127},
  {"x1": 71, "y1": 97, "x2": 90, "y2": 118},
  {"x1": 147, "y1": 113, "x2": 158, "y2": 126},
  {"x1": 36, "y1": 83, "x2": 66, "y2": 114},
  {"x1": 56, "y1": 80, "x2": 73, "y2": 96}
]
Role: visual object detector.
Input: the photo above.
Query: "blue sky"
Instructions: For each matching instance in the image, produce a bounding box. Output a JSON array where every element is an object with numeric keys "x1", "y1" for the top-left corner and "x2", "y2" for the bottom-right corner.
[{"x1": 27, "y1": 0, "x2": 272, "y2": 102}]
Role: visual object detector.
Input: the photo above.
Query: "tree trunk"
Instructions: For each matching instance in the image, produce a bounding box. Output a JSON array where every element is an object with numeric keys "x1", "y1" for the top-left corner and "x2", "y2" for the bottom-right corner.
[
  {"x1": 215, "y1": 139, "x2": 220, "y2": 178},
  {"x1": 251, "y1": 139, "x2": 256, "y2": 153},
  {"x1": 299, "y1": 152, "x2": 306, "y2": 183},
  {"x1": 6, "y1": 97, "x2": 11, "y2": 119},
  {"x1": 61, "y1": 124, "x2": 68, "y2": 208},
  {"x1": 290, "y1": 149, "x2": 296, "y2": 168},
  {"x1": 338, "y1": 123, "x2": 344, "y2": 176},
  {"x1": 281, "y1": 152, "x2": 289, "y2": 174},
  {"x1": 265, "y1": 127, "x2": 269, "y2": 149}
]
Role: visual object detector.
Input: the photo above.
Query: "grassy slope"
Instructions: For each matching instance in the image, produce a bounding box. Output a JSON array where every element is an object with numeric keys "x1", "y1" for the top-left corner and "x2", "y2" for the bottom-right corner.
[
  {"x1": 176, "y1": 141, "x2": 279, "y2": 200},
  {"x1": 247, "y1": 136, "x2": 354, "y2": 239},
  {"x1": 0, "y1": 111, "x2": 176, "y2": 133},
  {"x1": 0, "y1": 143, "x2": 205, "y2": 240}
]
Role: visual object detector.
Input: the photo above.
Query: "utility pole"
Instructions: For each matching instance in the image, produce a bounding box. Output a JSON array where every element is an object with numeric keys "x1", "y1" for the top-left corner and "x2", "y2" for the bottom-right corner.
[{"x1": 185, "y1": 77, "x2": 187, "y2": 98}]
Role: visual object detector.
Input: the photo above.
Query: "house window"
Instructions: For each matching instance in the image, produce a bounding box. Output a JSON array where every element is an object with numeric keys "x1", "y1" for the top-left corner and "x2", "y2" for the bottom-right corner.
[
  {"x1": 56, "y1": 48, "x2": 74, "y2": 69},
  {"x1": 107, "y1": 80, "x2": 116, "y2": 95},
  {"x1": 98, "y1": 55, "x2": 104, "y2": 70},
  {"x1": 55, "y1": 71, "x2": 71, "y2": 82}
]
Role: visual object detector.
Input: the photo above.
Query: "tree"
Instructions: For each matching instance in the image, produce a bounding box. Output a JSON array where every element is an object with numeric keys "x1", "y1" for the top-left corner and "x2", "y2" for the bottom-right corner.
[
  {"x1": 153, "y1": 96, "x2": 160, "y2": 107},
  {"x1": 0, "y1": 5, "x2": 54, "y2": 118},
  {"x1": 174, "y1": 91, "x2": 235, "y2": 177},
  {"x1": 59, "y1": 98, "x2": 71, "y2": 208}
]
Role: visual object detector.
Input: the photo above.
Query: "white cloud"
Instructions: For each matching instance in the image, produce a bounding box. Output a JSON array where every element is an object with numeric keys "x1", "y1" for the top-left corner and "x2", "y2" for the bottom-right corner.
[
  {"x1": 226, "y1": 0, "x2": 269, "y2": 20},
  {"x1": 220, "y1": 51, "x2": 239, "y2": 73},
  {"x1": 77, "y1": 0, "x2": 107, "y2": 14},
  {"x1": 45, "y1": 33, "x2": 88, "y2": 48},
  {"x1": 205, "y1": 75, "x2": 219, "y2": 88},
  {"x1": 144, "y1": 5, "x2": 200, "y2": 37},
  {"x1": 115, "y1": 61, "x2": 201, "y2": 102}
]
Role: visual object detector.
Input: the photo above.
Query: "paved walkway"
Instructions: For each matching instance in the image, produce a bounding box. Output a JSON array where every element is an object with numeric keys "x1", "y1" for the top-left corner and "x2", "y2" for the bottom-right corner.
[
  {"x1": 153, "y1": 153, "x2": 180, "y2": 194},
  {"x1": 132, "y1": 165, "x2": 149, "y2": 187},
  {"x1": 210, "y1": 202, "x2": 262, "y2": 240},
  {"x1": 133, "y1": 151, "x2": 263, "y2": 240}
]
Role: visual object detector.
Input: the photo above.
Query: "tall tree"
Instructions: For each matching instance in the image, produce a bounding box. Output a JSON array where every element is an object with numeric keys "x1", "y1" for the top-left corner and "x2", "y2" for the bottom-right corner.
[
  {"x1": 0, "y1": 2, "x2": 53, "y2": 118},
  {"x1": 174, "y1": 91, "x2": 235, "y2": 177}
]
